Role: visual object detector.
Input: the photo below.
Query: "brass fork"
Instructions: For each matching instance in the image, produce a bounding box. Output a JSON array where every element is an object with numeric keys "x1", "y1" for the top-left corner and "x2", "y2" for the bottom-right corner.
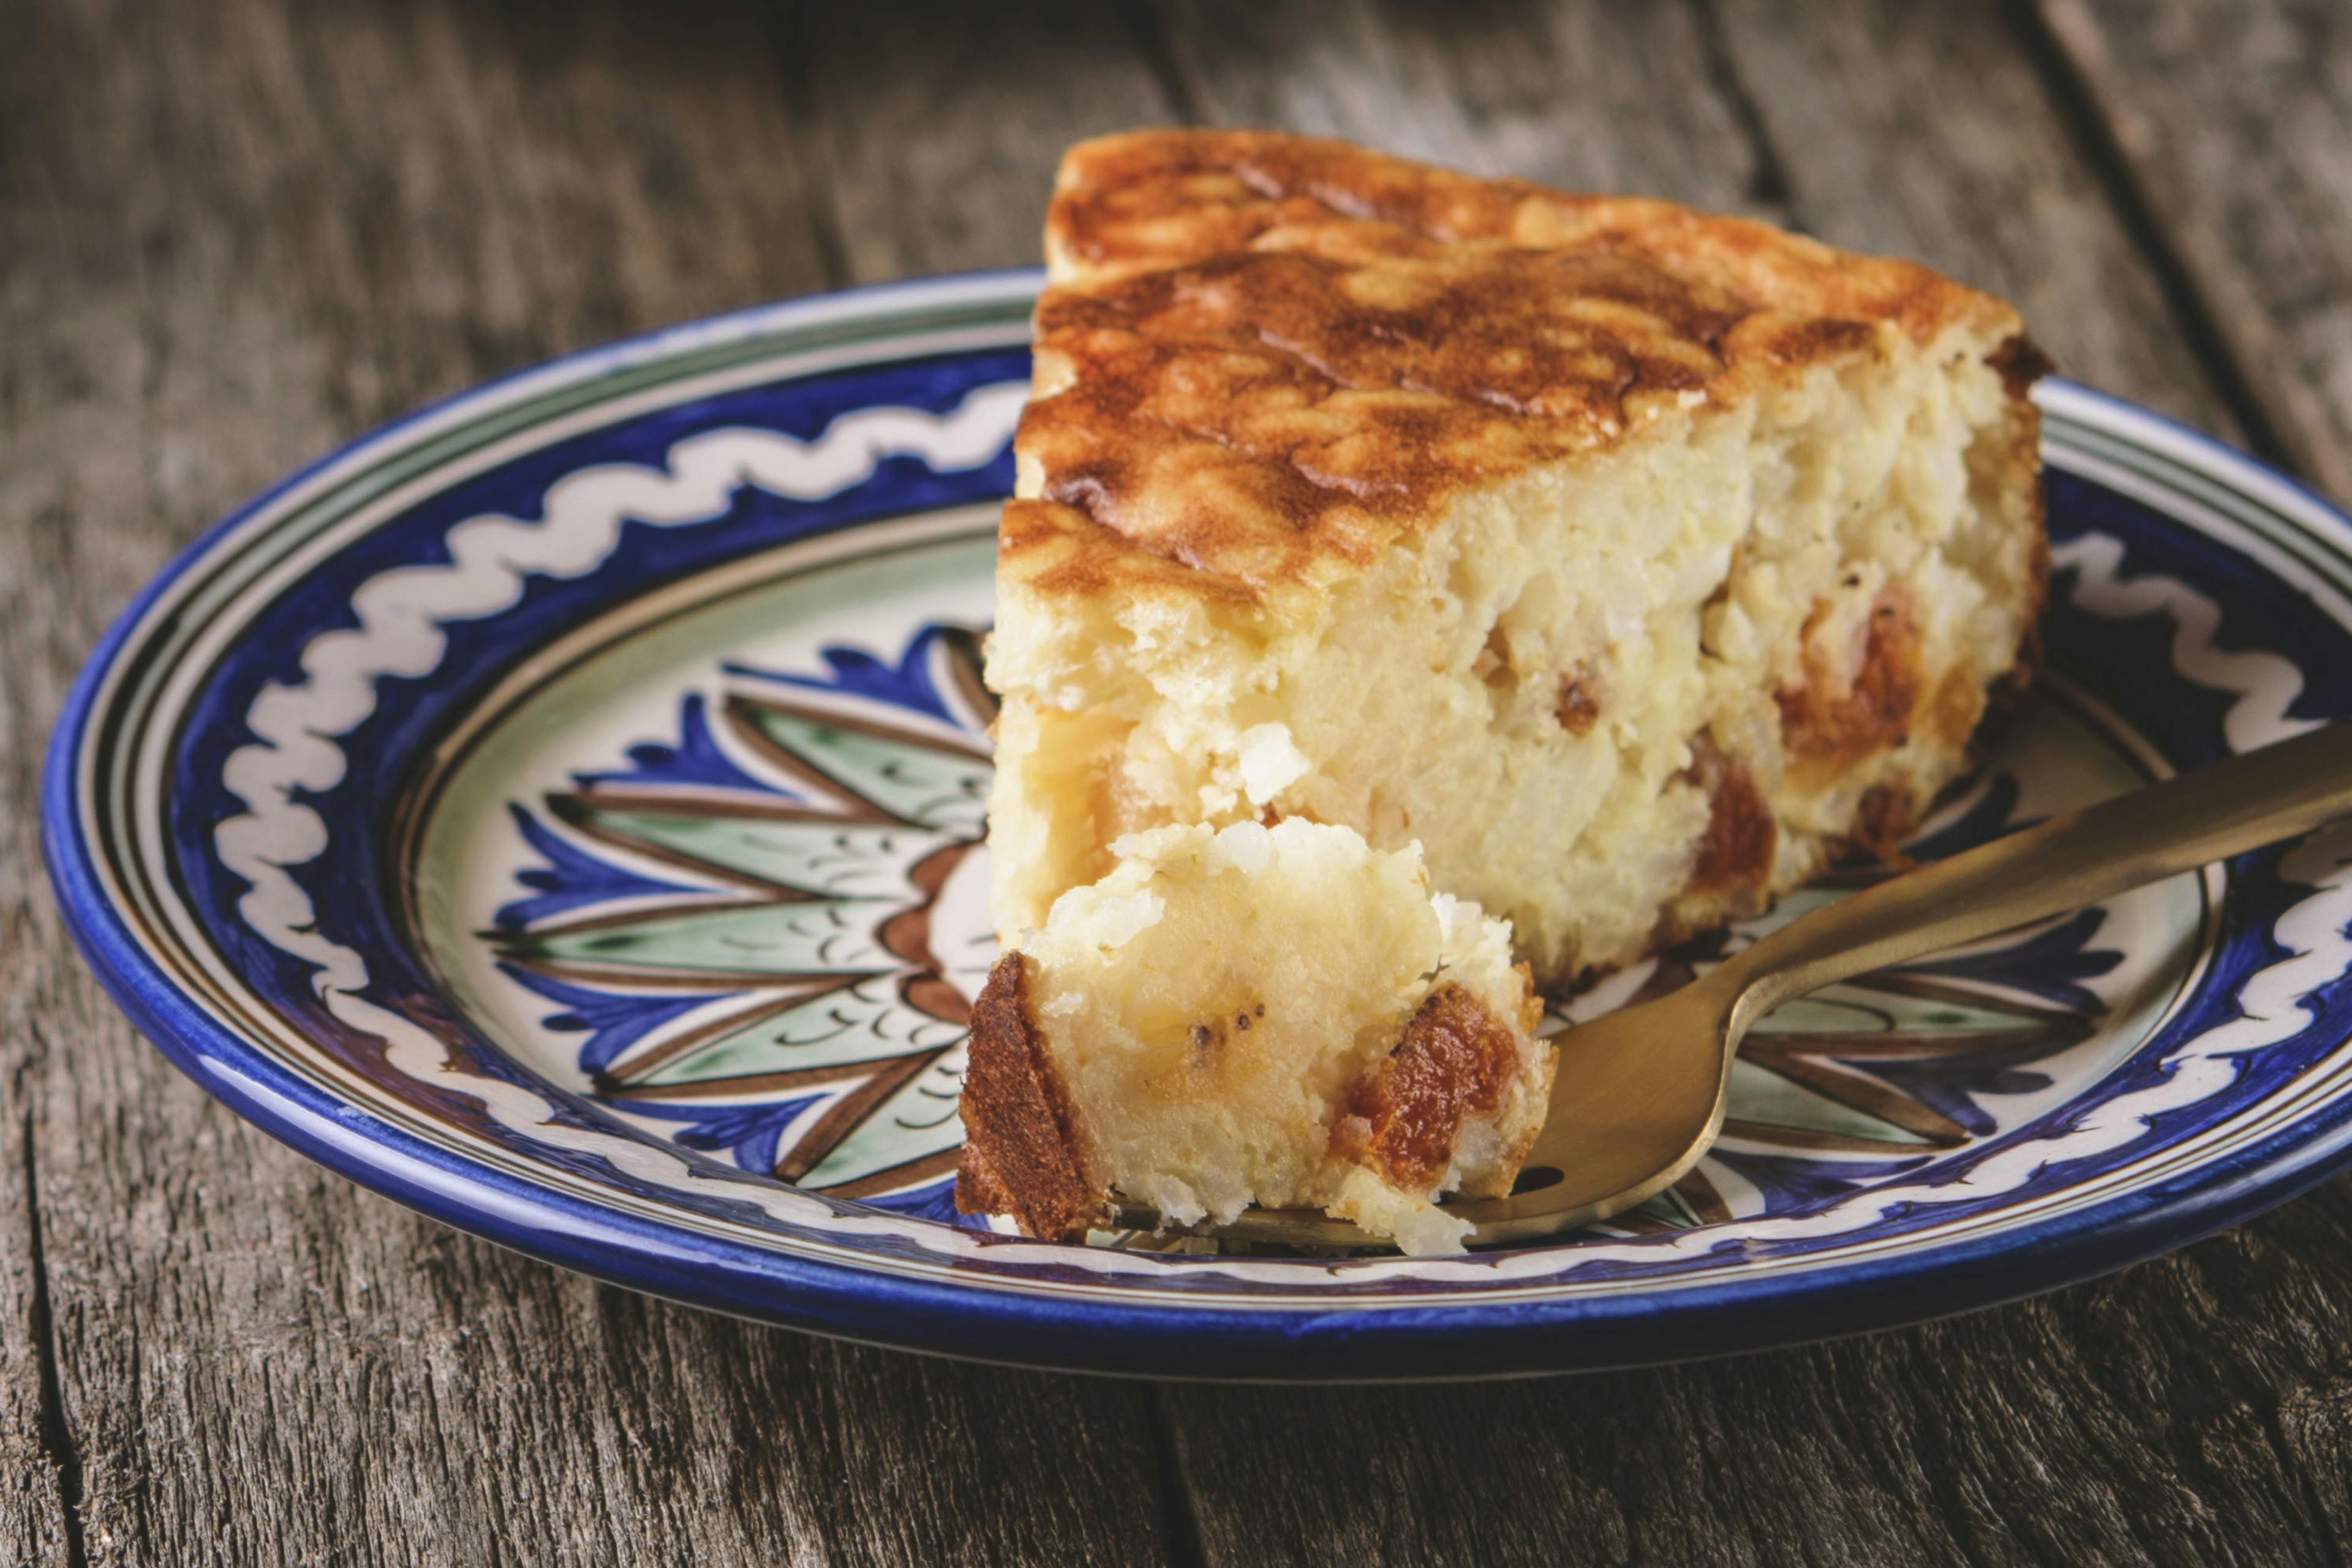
[{"x1": 1152, "y1": 722, "x2": 2352, "y2": 1252}]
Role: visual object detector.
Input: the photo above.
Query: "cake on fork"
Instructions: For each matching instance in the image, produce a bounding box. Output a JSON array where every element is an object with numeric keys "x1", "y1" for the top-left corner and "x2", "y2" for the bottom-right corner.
[
  {"x1": 958, "y1": 820, "x2": 1550, "y2": 1256},
  {"x1": 959, "y1": 130, "x2": 2046, "y2": 1251}
]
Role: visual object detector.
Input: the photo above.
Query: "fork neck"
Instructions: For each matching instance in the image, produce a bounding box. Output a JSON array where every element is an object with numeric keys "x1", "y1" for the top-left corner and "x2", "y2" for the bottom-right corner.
[{"x1": 1714, "y1": 723, "x2": 2352, "y2": 1023}]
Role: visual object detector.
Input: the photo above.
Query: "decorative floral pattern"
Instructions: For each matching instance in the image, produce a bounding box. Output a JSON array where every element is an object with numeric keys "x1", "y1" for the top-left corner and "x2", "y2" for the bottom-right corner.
[{"x1": 489, "y1": 625, "x2": 996, "y2": 1221}]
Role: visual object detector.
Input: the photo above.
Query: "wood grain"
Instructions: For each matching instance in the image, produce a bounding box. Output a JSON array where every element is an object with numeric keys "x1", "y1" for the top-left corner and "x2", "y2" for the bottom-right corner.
[
  {"x1": 1713, "y1": 0, "x2": 2241, "y2": 439},
  {"x1": 1166, "y1": 1188, "x2": 2352, "y2": 1567},
  {"x1": 794, "y1": 1, "x2": 1181, "y2": 282},
  {"x1": 1155, "y1": 0, "x2": 1769, "y2": 214},
  {"x1": 0, "y1": 1072, "x2": 69, "y2": 1567},
  {"x1": 0, "y1": 1, "x2": 1174, "y2": 1564},
  {"x1": 2038, "y1": 0, "x2": 2352, "y2": 498},
  {"x1": 7, "y1": 0, "x2": 2352, "y2": 1564}
]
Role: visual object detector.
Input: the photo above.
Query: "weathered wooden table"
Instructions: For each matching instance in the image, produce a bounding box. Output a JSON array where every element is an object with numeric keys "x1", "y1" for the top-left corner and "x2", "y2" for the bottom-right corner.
[{"x1": 7, "y1": 2, "x2": 2352, "y2": 1562}]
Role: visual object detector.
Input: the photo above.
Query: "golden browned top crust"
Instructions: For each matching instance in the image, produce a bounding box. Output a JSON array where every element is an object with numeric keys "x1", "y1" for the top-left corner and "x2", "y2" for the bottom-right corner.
[
  {"x1": 954, "y1": 952, "x2": 1107, "y2": 1240},
  {"x1": 1003, "y1": 129, "x2": 2026, "y2": 602}
]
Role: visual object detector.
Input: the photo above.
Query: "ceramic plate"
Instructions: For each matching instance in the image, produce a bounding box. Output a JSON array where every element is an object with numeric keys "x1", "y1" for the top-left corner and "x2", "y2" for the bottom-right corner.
[{"x1": 46, "y1": 273, "x2": 2352, "y2": 1379}]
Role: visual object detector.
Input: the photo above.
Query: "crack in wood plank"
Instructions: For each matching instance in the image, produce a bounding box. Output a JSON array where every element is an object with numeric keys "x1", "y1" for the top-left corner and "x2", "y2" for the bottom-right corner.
[
  {"x1": 2008, "y1": 0, "x2": 2305, "y2": 479},
  {"x1": 2032, "y1": 0, "x2": 2352, "y2": 500},
  {"x1": 17, "y1": 1106, "x2": 87, "y2": 1568}
]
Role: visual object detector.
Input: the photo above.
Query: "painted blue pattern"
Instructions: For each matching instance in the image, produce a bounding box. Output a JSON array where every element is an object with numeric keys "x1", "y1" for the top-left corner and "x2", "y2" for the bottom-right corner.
[
  {"x1": 622, "y1": 1093, "x2": 832, "y2": 1179},
  {"x1": 497, "y1": 964, "x2": 722, "y2": 1077},
  {"x1": 492, "y1": 804, "x2": 708, "y2": 931},
  {"x1": 497, "y1": 630, "x2": 990, "y2": 1213},
  {"x1": 1710, "y1": 1147, "x2": 1937, "y2": 1211},
  {"x1": 725, "y1": 623, "x2": 971, "y2": 726},
  {"x1": 1900, "y1": 908, "x2": 2122, "y2": 1014},
  {"x1": 571, "y1": 693, "x2": 793, "y2": 800}
]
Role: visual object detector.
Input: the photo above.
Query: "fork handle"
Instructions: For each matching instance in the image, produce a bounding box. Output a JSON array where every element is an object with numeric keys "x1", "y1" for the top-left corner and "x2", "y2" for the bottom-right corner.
[{"x1": 1722, "y1": 723, "x2": 2352, "y2": 1021}]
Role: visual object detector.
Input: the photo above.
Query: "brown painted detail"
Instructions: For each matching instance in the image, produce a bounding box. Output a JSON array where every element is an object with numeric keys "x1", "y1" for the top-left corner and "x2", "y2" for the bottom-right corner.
[
  {"x1": 878, "y1": 906, "x2": 935, "y2": 968},
  {"x1": 774, "y1": 1045, "x2": 949, "y2": 1184},
  {"x1": 877, "y1": 843, "x2": 976, "y2": 1023},
  {"x1": 1776, "y1": 590, "x2": 1924, "y2": 766},
  {"x1": 1852, "y1": 972, "x2": 2097, "y2": 1039},
  {"x1": 907, "y1": 840, "x2": 972, "y2": 900},
  {"x1": 1597, "y1": 1206, "x2": 1683, "y2": 1237},
  {"x1": 1716, "y1": 1120, "x2": 1943, "y2": 1156},
  {"x1": 1668, "y1": 1163, "x2": 1735, "y2": 1226},
  {"x1": 600, "y1": 1058, "x2": 912, "y2": 1102},
  {"x1": 811, "y1": 1146, "x2": 965, "y2": 1202},
  {"x1": 494, "y1": 957, "x2": 872, "y2": 992},
  {"x1": 952, "y1": 952, "x2": 1106, "y2": 1238},
  {"x1": 542, "y1": 795, "x2": 828, "y2": 898},
  {"x1": 932, "y1": 624, "x2": 1000, "y2": 726},
  {"x1": 1555, "y1": 667, "x2": 1601, "y2": 734},
  {"x1": 1733, "y1": 1046, "x2": 1971, "y2": 1149},
  {"x1": 1721, "y1": 974, "x2": 2099, "y2": 1156},
  {"x1": 594, "y1": 981, "x2": 859, "y2": 1090},
  {"x1": 900, "y1": 973, "x2": 973, "y2": 1029},
  {"x1": 1336, "y1": 984, "x2": 1522, "y2": 1193},
  {"x1": 1683, "y1": 738, "x2": 1776, "y2": 899},
  {"x1": 722, "y1": 692, "x2": 987, "y2": 827}
]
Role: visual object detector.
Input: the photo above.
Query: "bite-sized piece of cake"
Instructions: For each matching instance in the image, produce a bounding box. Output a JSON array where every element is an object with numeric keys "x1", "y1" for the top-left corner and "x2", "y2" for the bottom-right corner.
[
  {"x1": 956, "y1": 820, "x2": 1552, "y2": 1255},
  {"x1": 985, "y1": 129, "x2": 2048, "y2": 992}
]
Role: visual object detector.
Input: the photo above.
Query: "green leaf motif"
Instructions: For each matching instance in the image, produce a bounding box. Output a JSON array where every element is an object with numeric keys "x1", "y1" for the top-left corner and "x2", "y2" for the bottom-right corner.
[
  {"x1": 620, "y1": 974, "x2": 968, "y2": 1091},
  {"x1": 1747, "y1": 979, "x2": 2078, "y2": 1046},
  {"x1": 794, "y1": 1044, "x2": 968, "y2": 1194},
  {"x1": 731, "y1": 699, "x2": 989, "y2": 834},
  {"x1": 491, "y1": 636, "x2": 1000, "y2": 1204},
  {"x1": 503, "y1": 899, "x2": 910, "y2": 981},
  {"x1": 556, "y1": 797, "x2": 961, "y2": 899},
  {"x1": 1722, "y1": 1057, "x2": 1938, "y2": 1147}
]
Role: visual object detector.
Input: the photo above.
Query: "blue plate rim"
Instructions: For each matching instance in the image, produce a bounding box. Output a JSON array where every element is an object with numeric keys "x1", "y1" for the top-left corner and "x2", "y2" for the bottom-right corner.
[{"x1": 42, "y1": 270, "x2": 2352, "y2": 1379}]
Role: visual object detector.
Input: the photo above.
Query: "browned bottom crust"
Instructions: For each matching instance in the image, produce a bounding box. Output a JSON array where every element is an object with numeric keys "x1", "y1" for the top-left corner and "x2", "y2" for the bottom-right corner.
[{"x1": 954, "y1": 951, "x2": 1107, "y2": 1240}]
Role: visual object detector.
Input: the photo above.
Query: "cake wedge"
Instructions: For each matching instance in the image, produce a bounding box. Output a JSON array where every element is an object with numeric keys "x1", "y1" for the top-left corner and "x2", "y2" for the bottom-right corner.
[
  {"x1": 987, "y1": 129, "x2": 2046, "y2": 986},
  {"x1": 961, "y1": 130, "x2": 2048, "y2": 1246}
]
